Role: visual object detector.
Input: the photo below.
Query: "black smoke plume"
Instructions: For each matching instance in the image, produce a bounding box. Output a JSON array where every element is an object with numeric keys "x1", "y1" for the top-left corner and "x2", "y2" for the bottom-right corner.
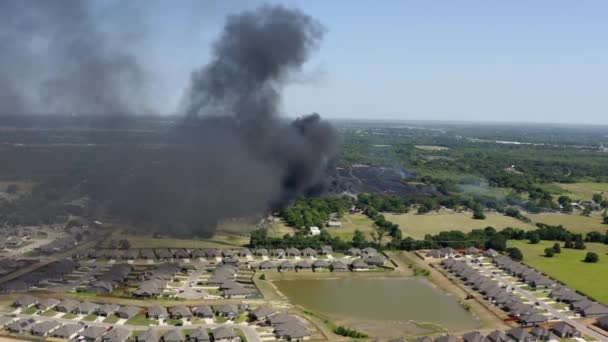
[
  {"x1": 106, "y1": 5, "x2": 337, "y2": 237},
  {"x1": 0, "y1": 0, "x2": 149, "y2": 117}
]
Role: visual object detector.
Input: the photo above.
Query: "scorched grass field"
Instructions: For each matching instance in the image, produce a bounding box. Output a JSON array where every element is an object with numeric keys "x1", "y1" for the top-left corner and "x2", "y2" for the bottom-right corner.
[
  {"x1": 553, "y1": 182, "x2": 608, "y2": 201},
  {"x1": 508, "y1": 240, "x2": 608, "y2": 305}
]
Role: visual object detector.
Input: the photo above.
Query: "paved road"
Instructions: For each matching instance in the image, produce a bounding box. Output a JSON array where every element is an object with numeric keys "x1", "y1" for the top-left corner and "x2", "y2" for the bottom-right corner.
[
  {"x1": 472, "y1": 260, "x2": 608, "y2": 342},
  {"x1": 6, "y1": 312, "x2": 262, "y2": 342}
]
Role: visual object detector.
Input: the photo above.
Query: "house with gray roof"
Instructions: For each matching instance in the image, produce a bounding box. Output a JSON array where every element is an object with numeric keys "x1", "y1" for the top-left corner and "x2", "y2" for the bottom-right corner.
[
  {"x1": 312, "y1": 259, "x2": 329, "y2": 271},
  {"x1": 215, "y1": 304, "x2": 238, "y2": 319},
  {"x1": 520, "y1": 313, "x2": 548, "y2": 326},
  {"x1": 162, "y1": 329, "x2": 184, "y2": 342},
  {"x1": 88, "y1": 280, "x2": 114, "y2": 293},
  {"x1": 187, "y1": 328, "x2": 210, "y2": 342},
  {"x1": 53, "y1": 323, "x2": 85, "y2": 339},
  {"x1": 286, "y1": 248, "x2": 301, "y2": 257},
  {"x1": 483, "y1": 249, "x2": 499, "y2": 257},
  {"x1": 597, "y1": 315, "x2": 608, "y2": 331},
  {"x1": 351, "y1": 259, "x2": 370, "y2": 271},
  {"x1": 270, "y1": 249, "x2": 285, "y2": 257},
  {"x1": 486, "y1": 330, "x2": 509, "y2": 342},
  {"x1": 363, "y1": 255, "x2": 385, "y2": 266},
  {"x1": 506, "y1": 328, "x2": 534, "y2": 342},
  {"x1": 212, "y1": 326, "x2": 237, "y2": 342},
  {"x1": 296, "y1": 260, "x2": 312, "y2": 271},
  {"x1": 81, "y1": 325, "x2": 107, "y2": 341},
  {"x1": 147, "y1": 305, "x2": 168, "y2": 320},
  {"x1": 115, "y1": 305, "x2": 141, "y2": 319},
  {"x1": 301, "y1": 248, "x2": 317, "y2": 257},
  {"x1": 30, "y1": 320, "x2": 60, "y2": 336},
  {"x1": 36, "y1": 298, "x2": 59, "y2": 310},
  {"x1": 362, "y1": 247, "x2": 378, "y2": 257},
  {"x1": 250, "y1": 306, "x2": 277, "y2": 321},
  {"x1": 550, "y1": 322, "x2": 580, "y2": 338},
  {"x1": 193, "y1": 305, "x2": 213, "y2": 318},
  {"x1": 136, "y1": 329, "x2": 159, "y2": 342},
  {"x1": 320, "y1": 245, "x2": 333, "y2": 255},
  {"x1": 259, "y1": 261, "x2": 275, "y2": 270},
  {"x1": 414, "y1": 338, "x2": 433, "y2": 342},
  {"x1": 7, "y1": 318, "x2": 36, "y2": 333},
  {"x1": 14, "y1": 295, "x2": 38, "y2": 308},
  {"x1": 169, "y1": 305, "x2": 192, "y2": 319},
  {"x1": 436, "y1": 336, "x2": 458, "y2": 342},
  {"x1": 55, "y1": 298, "x2": 79, "y2": 312},
  {"x1": 254, "y1": 249, "x2": 269, "y2": 256},
  {"x1": 462, "y1": 331, "x2": 486, "y2": 342},
  {"x1": 464, "y1": 246, "x2": 479, "y2": 255},
  {"x1": 331, "y1": 261, "x2": 348, "y2": 272},
  {"x1": 279, "y1": 261, "x2": 295, "y2": 271},
  {"x1": 97, "y1": 304, "x2": 120, "y2": 317},
  {"x1": 76, "y1": 301, "x2": 100, "y2": 314},
  {"x1": 103, "y1": 327, "x2": 130, "y2": 342},
  {"x1": 530, "y1": 326, "x2": 556, "y2": 341}
]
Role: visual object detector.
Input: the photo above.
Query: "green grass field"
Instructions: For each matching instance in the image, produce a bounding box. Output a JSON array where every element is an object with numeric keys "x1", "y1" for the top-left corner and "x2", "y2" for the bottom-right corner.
[
  {"x1": 553, "y1": 182, "x2": 608, "y2": 201},
  {"x1": 385, "y1": 211, "x2": 536, "y2": 239},
  {"x1": 508, "y1": 240, "x2": 608, "y2": 304},
  {"x1": 528, "y1": 212, "x2": 607, "y2": 234},
  {"x1": 326, "y1": 213, "x2": 376, "y2": 241}
]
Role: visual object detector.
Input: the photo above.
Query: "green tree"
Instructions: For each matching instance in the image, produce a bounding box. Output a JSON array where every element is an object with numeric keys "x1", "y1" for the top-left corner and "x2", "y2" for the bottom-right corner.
[
  {"x1": 259, "y1": 273, "x2": 266, "y2": 280},
  {"x1": 544, "y1": 248, "x2": 555, "y2": 257},
  {"x1": 574, "y1": 237, "x2": 586, "y2": 250},
  {"x1": 582, "y1": 206, "x2": 592, "y2": 217},
  {"x1": 485, "y1": 234, "x2": 507, "y2": 252},
  {"x1": 352, "y1": 230, "x2": 366, "y2": 247},
  {"x1": 584, "y1": 252, "x2": 599, "y2": 263},
  {"x1": 472, "y1": 207, "x2": 486, "y2": 220},
  {"x1": 118, "y1": 239, "x2": 131, "y2": 250},
  {"x1": 528, "y1": 232, "x2": 540, "y2": 244},
  {"x1": 506, "y1": 247, "x2": 523, "y2": 261},
  {"x1": 552, "y1": 243, "x2": 561, "y2": 254}
]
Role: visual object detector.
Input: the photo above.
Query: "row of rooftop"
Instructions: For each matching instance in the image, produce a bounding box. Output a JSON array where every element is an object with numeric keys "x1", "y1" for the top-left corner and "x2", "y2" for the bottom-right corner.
[{"x1": 73, "y1": 246, "x2": 380, "y2": 260}]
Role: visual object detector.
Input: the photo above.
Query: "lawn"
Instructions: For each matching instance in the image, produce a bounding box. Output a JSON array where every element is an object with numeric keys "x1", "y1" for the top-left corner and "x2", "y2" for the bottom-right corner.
[
  {"x1": 62, "y1": 312, "x2": 78, "y2": 319},
  {"x1": 527, "y1": 212, "x2": 607, "y2": 234},
  {"x1": 125, "y1": 314, "x2": 158, "y2": 326},
  {"x1": 41, "y1": 310, "x2": 58, "y2": 317},
  {"x1": 82, "y1": 314, "x2": 98, "y2": 321},
  {"x1": 21, "y1": 307, "x2": 37, "y2": 315},
  {"x1": 508, "y1": 240, "x2": 608, "y2": 305},
  {"x1": 103, "y1": 315, "x2": 120, "y2": 323},
  {"x1": 268, "y1": 219, "x2": 295, "y2": 238},
  {"x1": 385, "y1": 210, "x2": 535, "y2": 239},
  {"x1": 553, "y1": 182, "x2": 608, "y2": 201}
]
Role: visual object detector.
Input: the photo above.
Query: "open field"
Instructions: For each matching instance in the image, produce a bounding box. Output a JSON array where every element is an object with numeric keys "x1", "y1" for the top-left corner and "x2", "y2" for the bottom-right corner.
[
  {"x1": 527, "y1": 212, "x2": 607, "y2": 234},
  {"x1": 326, "y1": 213, "x2": 376, "y2": 241},
  {"x1": 507, "y1": 240, "x2": 608, "y2": 305},
  {"x1": 553, "y1": 182, "x2": 608, "y2": 200},
  {"x1": 385, "y1": 211, "x2": 536, "y2": 239}
]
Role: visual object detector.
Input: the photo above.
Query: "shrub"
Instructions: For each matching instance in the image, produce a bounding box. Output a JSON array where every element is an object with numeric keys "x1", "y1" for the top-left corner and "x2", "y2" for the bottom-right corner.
[
  {"x1": 334, "y1": 326, "x2": 368, "y2": 338},
  {"x1": 552, "y1": 243, "x2": 561, "y2": 254},
  {"x1": 584, "y1": 252, "x2": 599, "y2": 263},
  {"x1": 544, "y1": 248, "x2": 554, "y2": 258},
  {"x1": 506, "y1": 247, "x2": 523, "y2": 261}
]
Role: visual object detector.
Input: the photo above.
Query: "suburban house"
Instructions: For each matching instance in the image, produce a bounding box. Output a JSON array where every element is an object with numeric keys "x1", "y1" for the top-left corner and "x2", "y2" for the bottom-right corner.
[
  {"x1": 597, "y1": 315, "x2": 608, "y2": 331},
  {"x1": 254, "y1": 249, "x2": 269, "y2": 256},
  {"x1": 268, "y1": 312, "x2": 310, "y2": 341},
  {"x1": 30, "y1": 321, "x2": 60, "y2": 336},
  {"x1": 97, "y1": 304, "x2": 120, "y2": 317},
  {"x1": 506, "y1": 328, "x2": 534, "y2": 342},
  {"x1": 483, "y1": 249, "x2": 499, "y2": 257},
  {"x1": 14, "y1": 295, "x2": 38, "y2": 308},
  {"x1": 249, "y1": 306, "x2": 277, "y2": 321},
  {"x1": 296, "y1": 260, "x2": 312, "y2": 271},
  {"x1": 312, "y1": 260, "x2": 329, "y2": 271},
  {"x1": 55, "y1": 299, "x2": 79, "y2": 313},
  {"x1": 301, "y1": 248, "x2": 317, "y2": 257},
  {"x1": 147, "y1": 305, "x2": 168, "y2": 320},
  {"x1": 102, "y1": 327, "x2": 130, "y2": 342},
  {"x1": 215, "y1": 304, "x2": 239, "y2": 319},
  {"x1": 36, "y1": 298, "x2": 59, "y2": 311},
  {"x1": 320, "y1": 245, "x2": 333, "y2": 255},
  {"x1": 351, "y1": 259, "x2": 370, "y2": 271},
  {"x1": 193, "y1": 305, "x2": 214, "y2": 318},
  {"x1": 347, "y1": 247, "x2": 362, "y2": 256},
  {"x1": 331, "y1": 261, "x2": 348, "y2": 272},
  {"x1": 279, "y1": 261, "x2": 295, "y2": 272},
  {"x1": 550, "y1": 322, "x2": 580, "y2": 338},
  {"x1": 530, "y1": 326, "x2": 556, "y2": 341},
  {"x1": 187, "y1": 328, "x2": 211, "y2": 342},
  {"x1": 286, "y1": 248, "x2": 301, "y2": 257},
  {"x1": 88, "y1": 280, "x2": 114, "y2": 294},
  {"x1": 53, "y1": 323, "x2": 85, "y2": 339},
  {"x1": 81, "y1": 326, "x2": 108, "y2": 341},
  {"x1": 270, "y1": 249, "x2": 285, "y2": 257},
  {"x1": 309, "y1": 226, "x2": 321, "y2": 236},
  {"x1": 115, "y1": 305, "x2": 141, "y2": 319},
  {"x1": 7, "y1": 318, "x2": 36, "y2": 334},
  {"x1": 163, "y1": 329, "x2": 185, "y2": 342},
  {"x1": 486, "y1": 330, "x2": 509, "y2": 342},
  {"x1": 136, "y1": 329, "x2": 159, "y2": 342},
  {"x1": 169, "y1": 305, "x2": 192, "y2": 319},
  {"x1": 462, "y1": 331, "x2": 485, "y2": 342},
  {"x1": 212, "y1": 326, "x2": 239, "y2": 342},
  {"x1": 464, "y1": 247, "x2": 479, "y2": 255},
  {"x1": 76, "y1": 301, "x2": 100, "y2": 315}
]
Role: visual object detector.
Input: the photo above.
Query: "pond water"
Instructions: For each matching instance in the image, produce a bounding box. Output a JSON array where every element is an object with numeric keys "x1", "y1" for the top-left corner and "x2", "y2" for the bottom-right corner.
[{"x1": 274, "y1": 277, "x2": 479, "y2": 331}]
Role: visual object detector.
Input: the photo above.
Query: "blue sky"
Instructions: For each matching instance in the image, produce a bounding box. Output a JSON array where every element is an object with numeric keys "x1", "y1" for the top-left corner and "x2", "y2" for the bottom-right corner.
[{"x1": 101, "y1": 1, "x2": 608, "y2": 124}]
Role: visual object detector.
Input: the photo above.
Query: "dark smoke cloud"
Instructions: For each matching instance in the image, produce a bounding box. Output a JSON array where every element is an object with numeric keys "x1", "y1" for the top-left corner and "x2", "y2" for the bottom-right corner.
[
  {"x1": 0, "y1": 0, "x2": 150, "y2": 116},
  {"x1": 106, "y1": 5, "x2": 337, "y2": 237}
]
